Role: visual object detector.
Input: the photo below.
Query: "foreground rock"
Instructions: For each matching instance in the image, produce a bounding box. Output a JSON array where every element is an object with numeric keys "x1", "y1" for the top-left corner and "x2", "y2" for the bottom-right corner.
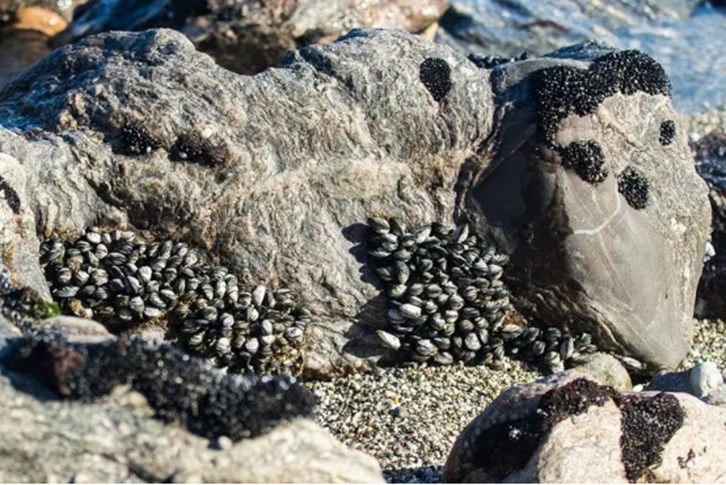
[
  {"x1": 56, "y1": 0, "x2": 448, "y2": 74},
  {"x1": 0, "y1": 29, "x2": 709, "y2": 376},
  {"x1": 0, "y1": 370, "x2": 382, "y2": 482},
  {"x1": 0, "y1": 325, "x2": 384, "y2": 483},
  {"x1": 445, "y1": 373, "x2": 726, "y2": 483}
]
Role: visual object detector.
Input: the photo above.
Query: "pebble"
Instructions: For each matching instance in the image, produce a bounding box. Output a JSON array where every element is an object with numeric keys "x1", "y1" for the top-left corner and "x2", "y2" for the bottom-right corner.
[{"x1": 305, "y1": 361, "x2": 538, "y2": 483}]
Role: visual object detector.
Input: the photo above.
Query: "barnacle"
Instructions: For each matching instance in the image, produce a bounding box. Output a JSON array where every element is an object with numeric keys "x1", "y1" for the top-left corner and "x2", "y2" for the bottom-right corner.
[
  {"x1": 419, "y1": 57, "x2": 452, "y2": 102},
  {"x1": 560, "y1": 140, "x2": 609, "y2": 184},
  {"x1": 617, "y1": 166, "x2": 651, "y2": 210}
]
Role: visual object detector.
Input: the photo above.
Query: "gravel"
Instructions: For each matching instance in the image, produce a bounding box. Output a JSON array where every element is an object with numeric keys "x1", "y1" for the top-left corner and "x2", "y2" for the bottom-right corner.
[
  {"x1": 305, "y1": 319, "x2": 726, "y2": 483},
  {"x1": 305, "y1": 359, "x2": 539, "y2": 483}
]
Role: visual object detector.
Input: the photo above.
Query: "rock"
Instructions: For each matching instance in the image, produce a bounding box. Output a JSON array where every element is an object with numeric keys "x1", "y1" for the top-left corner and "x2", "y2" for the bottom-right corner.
[
  {"x1": 0, "y1": 329, "x2": 382, "y2": 480},
  {"x1": 0, "y1": 365, "x2": 382, "y2": 482},
  {"x1": 694, "y1": 129, "x2": 726, "y2": 318},
  {"x1": 647, "y1": 361, "x2": 725, "y2": 399},
  {"x1": 37, "y1": 315, "x2": 111, "y2": 338},
  {"x1": 436, "y1": 0, "x2": 725, "y2": 112},
  {"x1": 56, "y1": 0, "x2": 449, "y2": 75},
  {"x1": 0, "y1": 29, "x2": 707, "y2": 376},
  {"x1": 690, "y1": 361, "x2": 724, "y2": 397},
  {"x1": 445, "y1": 373, "x2": 726, "y2": 483},
  {"x1": 466, "y1": 41, "x2": 710, "y2": 372},
  {"x1": 570, "y1": 352, "x2": 632, "y2": 391}
]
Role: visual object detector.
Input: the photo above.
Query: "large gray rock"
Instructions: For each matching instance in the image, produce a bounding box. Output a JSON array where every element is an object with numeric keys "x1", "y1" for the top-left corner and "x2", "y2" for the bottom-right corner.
[
  {"x1": 0, "y1": 28, "x2": 709, "y2": 376},
  {"x1": 0, "y1": 369, "x2": 383, "y2": 483},
  {"x1": 465, "y1": 42, "x2": 711, "y2": 371},
  {"x1": 445, "y1": 372, "x2": 726, "y2": 483}
]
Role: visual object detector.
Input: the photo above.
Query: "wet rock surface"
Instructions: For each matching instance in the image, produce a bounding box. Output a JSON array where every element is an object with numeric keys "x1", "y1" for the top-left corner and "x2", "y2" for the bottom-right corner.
[
  {"x1": 445, "y1": 372, "x2": 726, "y2": 483},
  {"x1": 0, "y1": 29, "x2": 709, "y2": 376},
  {"x1": 437, "y1": 0, "x2": 726, "y2": 113}
]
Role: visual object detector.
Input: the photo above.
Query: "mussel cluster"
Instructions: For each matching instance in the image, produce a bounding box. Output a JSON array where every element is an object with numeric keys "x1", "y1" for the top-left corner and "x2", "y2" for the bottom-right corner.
[
  {"x1": 39, "y1": 228, "x2": 310, "y2": 375},
  {"x1": 367, "y1": 218, "x2": 598, "y2": 372}
]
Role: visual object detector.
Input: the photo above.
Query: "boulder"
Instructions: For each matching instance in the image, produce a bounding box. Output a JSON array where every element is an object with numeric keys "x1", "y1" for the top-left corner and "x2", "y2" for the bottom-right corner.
[
  {"x1": 445, "y1": 373, "x2": 726, "y2": 483},
  {"x1": 0, "y1": 365, "x2": 382, "y2": 483},
  {"x1": 465, "y1": 42, "x2": 710, "y2": 371},
  {"x1": 0, "y1": 29, "x2": 709, "y2": 376},
  {"x1": 55, "y1": 0, "x2": 449, "y2": 75}
]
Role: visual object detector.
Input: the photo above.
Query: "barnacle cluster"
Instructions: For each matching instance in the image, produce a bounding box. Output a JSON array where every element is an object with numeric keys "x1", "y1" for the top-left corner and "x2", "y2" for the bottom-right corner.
[
  {"x1": 366, "y1": 218, "x2": 597, "y2": 372},
  {"x1": 560, "y1": 140, "x2": 609, "y2": 184},
  {"x1": 659, "y1": 119, "x2": 676, "y2": 146},
  {"x1": 617, "y1": 166, "x2": 650, "y2": 210},
  {"x1": 533, "y1": 49, "x2": 671, "y2": 145},
  {"x1": 39, "y1": 228, "x2": 310, "y2": 375},
  {"x1": 531, "y1": 49, "x2": 666, "y2": 208},
  {"x1": 0, "y1": 332, "x2": 315, "y2": 441},
  {"x1": 419, "y1": 57, "x2": 452, "y2": 102}
]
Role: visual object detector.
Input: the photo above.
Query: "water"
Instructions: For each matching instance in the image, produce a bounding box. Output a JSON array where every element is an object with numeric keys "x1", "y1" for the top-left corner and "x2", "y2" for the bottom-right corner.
[{"x1": 439, "y1": 0, "x2": 726, "y2": 113}]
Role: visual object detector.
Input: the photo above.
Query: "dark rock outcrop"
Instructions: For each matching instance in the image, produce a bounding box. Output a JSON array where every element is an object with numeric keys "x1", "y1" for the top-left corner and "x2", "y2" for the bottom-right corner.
[
  {"x1": 694, "y1": 129, "x2": 726, "y2": 318},
  {"x1": 0, "y1": 29, "x2": 709, "y2": 376}
]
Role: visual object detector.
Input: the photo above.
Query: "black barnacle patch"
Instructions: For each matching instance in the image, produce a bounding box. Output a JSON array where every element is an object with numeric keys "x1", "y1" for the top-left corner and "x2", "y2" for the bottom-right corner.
[
  {"x1": 614, "y1": 392, "x2": 685, "y2": 482},
  {"x1": 419, "y1": 57, "x2": 452, "y2": 103},
  {"x1": 454, "y1": 379, "x2": 685, "y2": 483},
  {"x1": 170, "y1": 133, "x2": 229, "y2": 167},
  {"x1": 0, "y1": 175, "x2": 21, "y2": 214},
  {"x1": 0, "y1": 333, "x2": 315, "y2": 441},
  {"x1": 617, "y1": 166, "x2": 650, "y2": 210},
  {"x1": 559, "y1": 140, "x2": 609, "y2": 184},
  {"x1": 532, "y1": 49, "x2": 671, "y2": 146},
  {"x1": 659, "y1": 120, "x2": 676, "y2": 146},
  {"x1": 459, "y1": 379, "x2": 614, "y2": 481},
  {"x1": 114, "y1": 122, "x2": 161, "y2": 156},
  {"x1": 590, "y1": 50, "x2": 671, "y2": 98}
]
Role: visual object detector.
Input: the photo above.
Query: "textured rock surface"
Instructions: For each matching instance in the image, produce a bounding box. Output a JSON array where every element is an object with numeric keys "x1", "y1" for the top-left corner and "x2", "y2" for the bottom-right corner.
[
  {"x1": 445, "y1": 373, "x2": 726, "y2": 483},
  {"x1": 0, "y1": 29, "x2": 709, "y2": 376},
  {"x1": 465, "y1": 42, "x2": 710, "y2": 371},
  {"x1": 0, "y1": 368, "x2": 383, "y2": 483},
  {"x1": 56, "y1": 0, "x2": 449, "y2": 75}
]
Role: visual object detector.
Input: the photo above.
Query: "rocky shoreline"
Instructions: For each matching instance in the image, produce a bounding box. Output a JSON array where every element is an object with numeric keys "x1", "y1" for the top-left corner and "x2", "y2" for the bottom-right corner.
[{"x1": 1, "y1": 0, "x2": 725, "y2": 483}]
